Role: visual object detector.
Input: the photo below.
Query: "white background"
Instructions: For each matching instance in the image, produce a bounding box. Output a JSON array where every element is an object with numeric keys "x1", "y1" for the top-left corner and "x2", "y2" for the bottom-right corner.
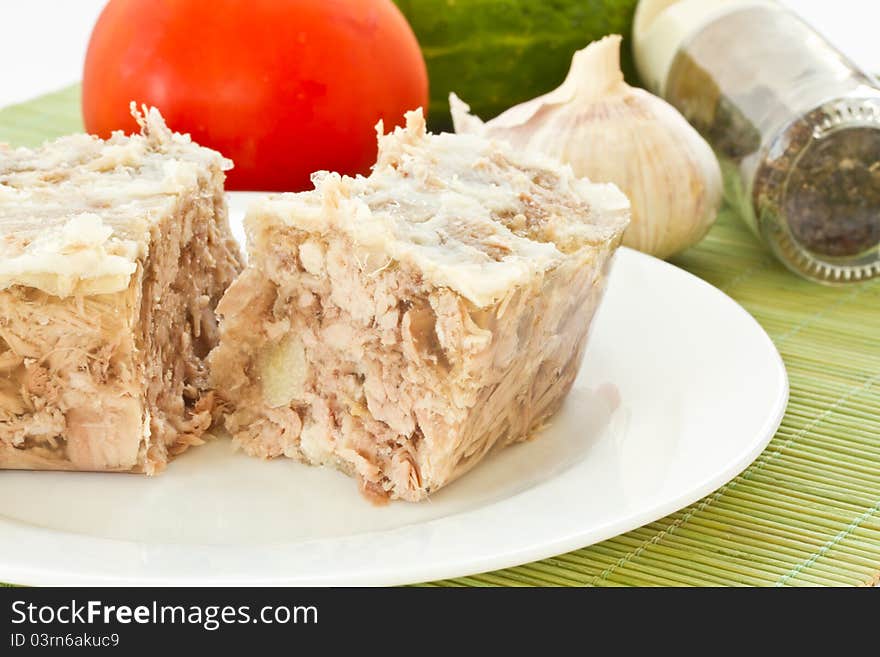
[{"x1": 0, "y1": 0, "x2": 878, "y2": 109}]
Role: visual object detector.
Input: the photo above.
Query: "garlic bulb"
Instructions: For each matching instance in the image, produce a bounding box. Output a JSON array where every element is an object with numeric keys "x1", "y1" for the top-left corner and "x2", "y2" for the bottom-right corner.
[{"x1": 450, "y1": 35, "x2": 722, "y2": 259}]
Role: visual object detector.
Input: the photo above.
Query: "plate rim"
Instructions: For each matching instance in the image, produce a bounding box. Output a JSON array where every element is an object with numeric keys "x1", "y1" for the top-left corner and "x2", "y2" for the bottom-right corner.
[{"x1": 0, "y1": 247, "x2": 789, "y2": 586}]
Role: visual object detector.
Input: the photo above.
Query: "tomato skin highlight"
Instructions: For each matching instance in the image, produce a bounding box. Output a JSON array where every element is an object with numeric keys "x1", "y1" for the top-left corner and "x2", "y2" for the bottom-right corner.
[{"x1": 82, "y1": 0, "x2": 429, "y2": 191}]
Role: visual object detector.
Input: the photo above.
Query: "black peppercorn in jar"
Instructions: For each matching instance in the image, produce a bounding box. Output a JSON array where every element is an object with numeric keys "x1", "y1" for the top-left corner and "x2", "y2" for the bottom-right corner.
[{"x1": 634, "y1": 0, "x2": 880, "y2": 283}]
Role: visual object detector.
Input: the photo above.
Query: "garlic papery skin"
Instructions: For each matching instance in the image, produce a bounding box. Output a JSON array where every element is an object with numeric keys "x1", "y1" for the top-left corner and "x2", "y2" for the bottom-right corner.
[{"x1": 450, "y1": 35, "x2": 722, "y2": 259}]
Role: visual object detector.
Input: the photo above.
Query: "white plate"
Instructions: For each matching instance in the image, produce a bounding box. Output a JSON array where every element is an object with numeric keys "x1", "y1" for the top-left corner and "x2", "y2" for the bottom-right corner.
[{"x1": 0, "y1": 194, "x2": 788, "y2": 586}]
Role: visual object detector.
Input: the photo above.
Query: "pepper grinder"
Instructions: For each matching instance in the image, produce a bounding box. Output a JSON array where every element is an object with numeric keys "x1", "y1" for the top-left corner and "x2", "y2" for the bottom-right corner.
[{"x1": 634, "y1": 0, "x2": 880, "y2": 283}]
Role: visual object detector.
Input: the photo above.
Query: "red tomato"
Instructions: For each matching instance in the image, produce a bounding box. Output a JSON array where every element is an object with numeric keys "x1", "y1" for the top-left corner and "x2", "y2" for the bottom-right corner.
[{"x1": 82, "y1": 0, "x2": 428, "y2": 191}]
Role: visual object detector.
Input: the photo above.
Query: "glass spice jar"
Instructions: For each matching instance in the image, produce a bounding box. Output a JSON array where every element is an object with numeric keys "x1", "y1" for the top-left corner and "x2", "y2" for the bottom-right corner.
[{"x1": 634, "y1": 0, "x2": 880, "y2": 283}]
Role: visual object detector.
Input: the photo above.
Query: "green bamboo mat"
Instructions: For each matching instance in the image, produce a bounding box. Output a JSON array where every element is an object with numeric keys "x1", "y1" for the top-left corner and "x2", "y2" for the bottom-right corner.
[{"x1": 1, "y1": 87, "x2": 879, "y2": 587}]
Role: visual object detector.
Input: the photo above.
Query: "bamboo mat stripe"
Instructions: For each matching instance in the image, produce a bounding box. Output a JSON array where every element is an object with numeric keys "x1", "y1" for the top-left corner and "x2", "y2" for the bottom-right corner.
[{"x1": 1, "y1": 87, "x2": 878, "y2": 587}]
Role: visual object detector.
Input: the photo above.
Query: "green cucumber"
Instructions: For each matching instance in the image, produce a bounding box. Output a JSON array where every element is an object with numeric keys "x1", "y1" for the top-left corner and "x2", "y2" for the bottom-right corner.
[{"x1": 394, "y1": 0, "x2": 640, "y2": 130}]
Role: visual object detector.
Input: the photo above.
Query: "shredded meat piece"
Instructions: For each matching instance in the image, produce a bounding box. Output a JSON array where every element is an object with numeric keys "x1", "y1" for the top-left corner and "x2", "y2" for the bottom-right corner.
[
  {"x1": 0, "y1": 108, "x2": 243, "y2": 473},
  {"x1": 210, "y1": 110, "x2": 628, "y2": 501}
]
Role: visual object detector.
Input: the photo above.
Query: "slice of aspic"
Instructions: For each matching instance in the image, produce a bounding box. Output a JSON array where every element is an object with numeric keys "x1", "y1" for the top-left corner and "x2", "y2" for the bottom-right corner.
[
  {"x1": 209, "y1": 110, "x2": 629, "y2": 501},
  {"x1": 0, "y1": 106, "x2": 243, "y2": 473}
]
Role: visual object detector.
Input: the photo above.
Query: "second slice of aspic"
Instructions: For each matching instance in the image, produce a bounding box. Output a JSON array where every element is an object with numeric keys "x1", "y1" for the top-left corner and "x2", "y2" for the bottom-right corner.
[{"x1": 209, "y1": 110, "x2": 630, "y2": 501}]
